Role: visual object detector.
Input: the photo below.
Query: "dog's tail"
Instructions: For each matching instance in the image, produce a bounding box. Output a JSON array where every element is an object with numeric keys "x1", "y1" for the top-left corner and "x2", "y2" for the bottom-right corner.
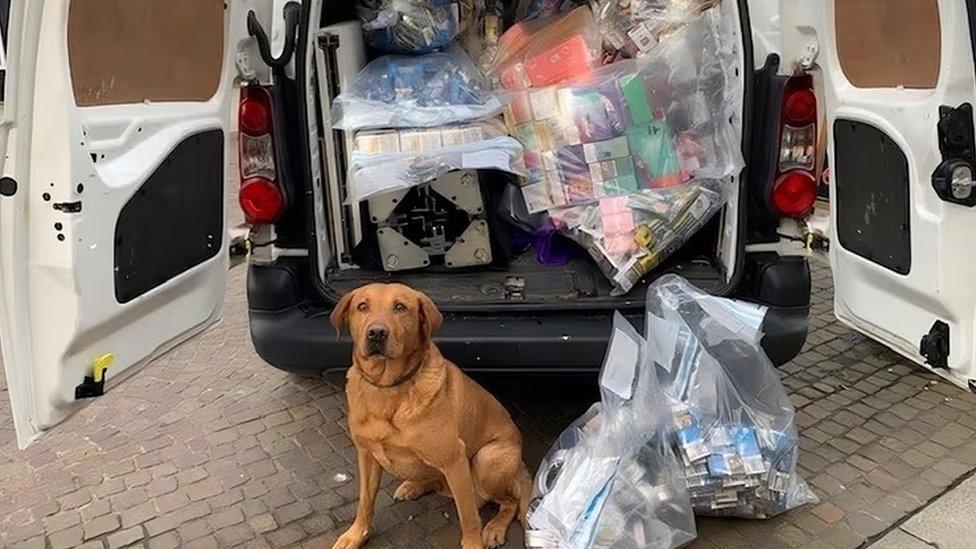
[{"x1": 516, "y1": 465, "x2": 534, "y2": 527}]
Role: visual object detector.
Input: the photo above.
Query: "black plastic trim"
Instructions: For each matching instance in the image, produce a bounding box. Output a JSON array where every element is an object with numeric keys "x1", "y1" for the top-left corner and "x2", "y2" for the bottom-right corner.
[
  {"x1": 114, "y1": 130, "x2": 223, "y2": 303},
  {"x1": 249, "y1": 253, "x2": 810, "y2": 374},
  {"x1": 834, "y1": 119, "x2": 912, "y2": 275}
]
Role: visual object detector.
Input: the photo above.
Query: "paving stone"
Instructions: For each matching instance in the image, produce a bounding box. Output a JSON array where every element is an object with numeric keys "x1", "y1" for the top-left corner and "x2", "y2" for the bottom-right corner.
[
  {"x1": 106, "y1": 526, "x2": 144, "y2": 549},
  {"x1": 43, "y1": 511, "x2": 81, "y2": 532},
  {"x1": 49, "y1": 526, "x2": 85, "y2": 549},
  {"x1": 183, "y1": 535, "x2": 219, "y2": 549},
  {"x1": 828, "y1": 437, "x2": 861, "y2": 455},
  {"x1": 147, "y1": 532, "x2": 180, "y2": 549},
  {"x1": 144, "y1": 477, "x2": 177, "y2": 499},
  {"x1": 84, "y1": 514, "x2": 121, "y2": 540},
  {"x1": 215, "y1": 523, "x2": 256, "y2": 546},
  {"x1": 185, "y1": 479, "x2": 222, "y2": 502},
  {"x1": 207, "y1": 507, "x2": 244, "y2": 530},
  {"x1": 811, "y1": 502, "x2": 845, "y2": 523},
  {"x1": 266, "y1": 525, "x2": 307, "y2": 548},
  {"x1": 177, "y1": 518, "x2": 212, "y2": 542},
  {"x1": 249, "y1": 513, "x2": 278, "y2": 533},
  {"x1": 274, "y1": 500, "x2": 313, "y2": 525},
  {"x1": 81, "y1": 499, "x2": 113, "y2": 522}
]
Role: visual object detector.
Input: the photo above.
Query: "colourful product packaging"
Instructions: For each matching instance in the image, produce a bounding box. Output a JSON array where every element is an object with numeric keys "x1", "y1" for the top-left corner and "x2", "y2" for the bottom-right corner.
[
  {"x1": 627, "y1": 121, "x2": 682, "y2": 188},
  {"x1": 583, "y1": 136, "x2": 630, "y2": 163},
  {"x1": 529, "y1": 88, "x2": 561, "y2": 120},
  {"x1": 555, "y1": 144, "x2": 589, "y2": 181},
  {"x1": 563, "y1": 90, "x2": 624, "y2": 143},
  {"x1": 509, "y1": 92, "x2": 534, "y2": 125},
  {"x1": 495, "y1": 7, "x2": 601, "y2": 90},
  {"x1": 524, "y1": 34, "x2": 597, "y2": 88}
]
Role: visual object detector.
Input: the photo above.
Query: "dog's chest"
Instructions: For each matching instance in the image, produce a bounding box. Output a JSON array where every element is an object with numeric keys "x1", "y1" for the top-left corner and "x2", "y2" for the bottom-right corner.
[{"x1": 352, "y1": 415, "x2": 432, "y2": 478}]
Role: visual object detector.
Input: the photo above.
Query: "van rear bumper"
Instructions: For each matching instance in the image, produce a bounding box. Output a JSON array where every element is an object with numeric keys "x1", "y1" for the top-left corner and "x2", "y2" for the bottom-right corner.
[{"x1": 247, "y1": 254, "x2": 810, "y2": 376}]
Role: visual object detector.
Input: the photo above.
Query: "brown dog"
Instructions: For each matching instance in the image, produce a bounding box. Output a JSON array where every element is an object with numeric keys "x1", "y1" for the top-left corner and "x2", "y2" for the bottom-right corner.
[{"x1": 329, "y1": 283, "x2": 533, "y2": 549}]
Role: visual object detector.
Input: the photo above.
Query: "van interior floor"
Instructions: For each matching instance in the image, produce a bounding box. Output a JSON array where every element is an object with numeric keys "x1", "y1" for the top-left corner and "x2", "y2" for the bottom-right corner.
[{"x1": 324, "y1": 252, "x2": 726, "y2": 310}]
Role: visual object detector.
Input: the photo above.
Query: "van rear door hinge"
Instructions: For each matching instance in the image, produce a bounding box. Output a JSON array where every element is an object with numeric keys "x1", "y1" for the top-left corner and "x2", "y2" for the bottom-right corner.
[{"x1": 920, "y1": 320, "x2": 950, "y2": 370}]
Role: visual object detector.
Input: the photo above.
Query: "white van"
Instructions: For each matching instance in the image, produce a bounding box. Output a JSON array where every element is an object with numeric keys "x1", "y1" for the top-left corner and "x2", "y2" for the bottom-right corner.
[{"x1": 0, "y1": 0, "x2": 960, "y2": 448}]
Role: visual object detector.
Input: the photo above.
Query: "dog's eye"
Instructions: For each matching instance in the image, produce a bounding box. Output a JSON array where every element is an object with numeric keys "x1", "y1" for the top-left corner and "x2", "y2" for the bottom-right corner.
[
  {"x1": 393, "y1": 302, "x2": 407, "y2": 312},
  {"x1": 356, "y1": 302, "x2": 368, "y2": 312}
]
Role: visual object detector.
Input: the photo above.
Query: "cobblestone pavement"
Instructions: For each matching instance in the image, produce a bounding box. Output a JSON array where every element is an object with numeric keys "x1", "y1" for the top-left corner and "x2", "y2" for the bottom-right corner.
[{"x1": 1, "y1": 262, "x2": 976, "y2": 549}]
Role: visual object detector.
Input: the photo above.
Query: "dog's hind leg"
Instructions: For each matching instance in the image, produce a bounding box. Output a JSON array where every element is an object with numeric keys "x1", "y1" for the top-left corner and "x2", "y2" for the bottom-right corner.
[
  {"x1": 471, "y1": 440, "x2": 532, "y2": 548},
  {"x1": 393, "y1": 478, "x2": 444, "y2": 501}
]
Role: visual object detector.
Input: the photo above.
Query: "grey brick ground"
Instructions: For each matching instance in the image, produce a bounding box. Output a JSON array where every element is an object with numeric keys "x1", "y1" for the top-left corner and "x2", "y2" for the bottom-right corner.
[{"x1": 1, "y1": 261, "x2": 975, "y2": 548}]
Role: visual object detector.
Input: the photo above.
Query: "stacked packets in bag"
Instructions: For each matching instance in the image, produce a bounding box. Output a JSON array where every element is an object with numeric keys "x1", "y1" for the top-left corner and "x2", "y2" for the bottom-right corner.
[{"x1": 670, "y1": 401, "x2": 799, "y2": 518}]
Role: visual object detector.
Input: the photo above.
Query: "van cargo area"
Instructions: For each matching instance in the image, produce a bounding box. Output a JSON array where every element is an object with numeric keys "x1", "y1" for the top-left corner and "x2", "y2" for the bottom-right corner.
[{"x1": 298, "y1": 1, "x2": 748, "y2": 311}]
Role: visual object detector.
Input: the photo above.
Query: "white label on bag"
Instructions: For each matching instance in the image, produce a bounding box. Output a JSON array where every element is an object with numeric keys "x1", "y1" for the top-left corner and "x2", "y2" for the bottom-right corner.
[
  {"x1": 599, "y1": 327, "x2": 641, "y2": 400},
  {"x1": 628, "y1": 22, "x2": 658, "y2": 53},
  {"x1": 462, "y1": 149, "x2": 510, "y2": 171},
  {"x1": 647, "y1": 313, "x2": 680, "y2": 373}
]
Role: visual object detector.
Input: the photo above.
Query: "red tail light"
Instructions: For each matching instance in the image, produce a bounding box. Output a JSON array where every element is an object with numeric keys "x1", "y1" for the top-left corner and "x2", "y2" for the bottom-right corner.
[
  {"x1": 771, "y1": 171, "x2": 817, "y2": 218},
  {"x1": 239, "y1": 97, "x2": 272, "y2": 136},
  {"x1": 238, "y1": 85, "x2": 283, "y2": 225},
  {"x1": 769, "y1": 75, "x2": 819, "y2": 219},
  {"x1": 784, "y1": 88, "x2": 817, "y2": 126},
  {"x1": 240, "y1": 177, "x2": 285, "y2": 224}
]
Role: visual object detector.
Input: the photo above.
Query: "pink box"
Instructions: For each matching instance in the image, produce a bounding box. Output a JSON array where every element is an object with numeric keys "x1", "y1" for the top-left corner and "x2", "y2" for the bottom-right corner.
[{"x1": 524, "y1": 34, "x2": 595, "y2": 88}]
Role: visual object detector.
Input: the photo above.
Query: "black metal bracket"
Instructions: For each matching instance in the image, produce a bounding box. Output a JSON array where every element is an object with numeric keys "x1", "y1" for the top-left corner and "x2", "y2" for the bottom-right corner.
[
  {"x1": 920, "y1": 320, "x2": 950, "y2": 370},
  {"x1": 247, "y1": 2, "x2": 301, "y2": 71},
  {"x1": 74, "y1": 375, "x2": 105, "y2": 399},
  {"x1": 932, "y1": 103, "x2": 976, "y2": 206}
]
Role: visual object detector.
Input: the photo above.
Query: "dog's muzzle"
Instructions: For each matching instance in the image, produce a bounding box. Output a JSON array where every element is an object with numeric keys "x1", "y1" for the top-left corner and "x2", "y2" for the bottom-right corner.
[{"x1": 365, "y1": 324, "x2": 389, "y2": 356}]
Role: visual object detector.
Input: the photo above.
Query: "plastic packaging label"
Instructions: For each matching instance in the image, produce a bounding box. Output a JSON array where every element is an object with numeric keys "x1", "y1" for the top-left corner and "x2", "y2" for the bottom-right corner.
[{"x1": 599, "y1": 325, "x2": 641, "y2": 400}]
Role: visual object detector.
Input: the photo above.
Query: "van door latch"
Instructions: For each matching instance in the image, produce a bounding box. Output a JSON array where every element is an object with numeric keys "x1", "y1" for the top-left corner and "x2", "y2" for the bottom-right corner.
[
  {"x1": 75, "y1": 353, "x2": 114, "y2": 399},
  {"x1": 53, "y1": 201, "x2": 82, "y2": 213},
  {"x1": 933, "y1": 104, "x2": 976, "y2": 206},
  {"x1": 920, "y1": 320, "x2": 950, "y2": 370}
]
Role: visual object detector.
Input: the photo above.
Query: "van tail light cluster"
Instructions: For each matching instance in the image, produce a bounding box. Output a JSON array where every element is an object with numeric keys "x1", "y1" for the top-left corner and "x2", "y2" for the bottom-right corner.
[
  {"x1": 238, "y1": 85, "x2": 284, "y2": 225},
  {"x1": 769, "y1": 75, "x2": 819, "y2": 219}
]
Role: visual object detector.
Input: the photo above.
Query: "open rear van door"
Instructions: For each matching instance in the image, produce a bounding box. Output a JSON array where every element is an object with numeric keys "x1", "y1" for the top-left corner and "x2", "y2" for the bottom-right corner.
[
  {"x1": 0, "y1": 0, "x2": 259, "y2": 447},
  {"x1": 795, "y1": 1, "x2": 976, "y2": 389}
]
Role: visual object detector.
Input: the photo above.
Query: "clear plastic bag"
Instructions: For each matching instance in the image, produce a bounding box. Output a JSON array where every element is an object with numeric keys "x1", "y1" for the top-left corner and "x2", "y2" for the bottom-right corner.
[
  {"x1": 645, "y1": 275, "x2": 818, "y2": 518},
  {"x1": 596, "y1": 0, "x2": 721, "y2": 60},
  {"x1": 492, "y1": 7, "x2": 603, "y2": 91},
  {"x1": 526, "y1": 312, "x2": 696, "y2": 549},
  {"x1": 331, "y1": 49, "x2": 506, "y2": 131},
  {"x1": 347, "y1": 121, "x2": 526, "y2": 203},
  {"x1": 515, "y1": 0, "x2": 589, "y2": 22},
  {"x1": 506, "y1": 5, "x2": 744, "y2": 213},
  {"x1": 555, "y1": 180, "x2": 727, "y2": 296},
  {"x1": 458, "y1": 0, "x2": 507, "y2": 78},
  {"x1": 357, "y1": 0, "x2": 459, "y2": 54}
]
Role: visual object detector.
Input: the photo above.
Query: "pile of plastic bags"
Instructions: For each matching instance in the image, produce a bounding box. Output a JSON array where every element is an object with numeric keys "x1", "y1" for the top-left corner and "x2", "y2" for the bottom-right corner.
[
  {"x1": 497, "y1": 2, "x2": 743, "y2": 295},
  {"x1": 337, "y1": 0, "x2": 745, "y2": 293},
  {"x1": 527, "y1": 276, "x2": 816, "y2": 547},
  {"x1": 336, "y1": 2, "x2": 527, "y2": 204}
]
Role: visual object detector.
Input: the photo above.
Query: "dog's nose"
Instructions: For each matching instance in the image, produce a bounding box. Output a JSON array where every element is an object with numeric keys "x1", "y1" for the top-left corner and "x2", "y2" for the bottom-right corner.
[{"x1": 367, "y1": 325, "x2": 388, "y2": 342}]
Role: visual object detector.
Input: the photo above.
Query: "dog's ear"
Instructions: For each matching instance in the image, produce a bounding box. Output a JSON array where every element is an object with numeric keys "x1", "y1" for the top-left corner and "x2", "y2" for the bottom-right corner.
[
  {"x1": 330, "y1": 290, "x2": 356, "y2": 336},
  {"x1": 416, "y1": 290, "x2": 443, "y2": 341}
]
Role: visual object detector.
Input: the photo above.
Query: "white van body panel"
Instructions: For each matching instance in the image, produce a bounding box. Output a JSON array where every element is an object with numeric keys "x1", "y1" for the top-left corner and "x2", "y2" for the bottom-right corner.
[
  {"x1": 0, "y1": 1, "x2": 258, "y2": 447},
  {"x1": 795, "y1": 0, "x2": 976, "y2": 389}
]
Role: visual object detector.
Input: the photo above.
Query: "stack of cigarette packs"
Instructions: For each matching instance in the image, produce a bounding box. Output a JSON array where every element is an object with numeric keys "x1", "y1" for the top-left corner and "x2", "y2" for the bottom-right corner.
[{"x1": 670, "y1": 401, "x2": 797, "y2": 518}]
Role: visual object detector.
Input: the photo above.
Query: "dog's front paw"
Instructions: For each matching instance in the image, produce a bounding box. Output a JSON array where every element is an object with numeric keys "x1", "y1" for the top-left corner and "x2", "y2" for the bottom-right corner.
[
  {"x1": 332, "y1": 526, "x2": 369, "y2": 549},
  {"x1": 460, "y1": 536, "x2": 486, "y2": 549}
]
